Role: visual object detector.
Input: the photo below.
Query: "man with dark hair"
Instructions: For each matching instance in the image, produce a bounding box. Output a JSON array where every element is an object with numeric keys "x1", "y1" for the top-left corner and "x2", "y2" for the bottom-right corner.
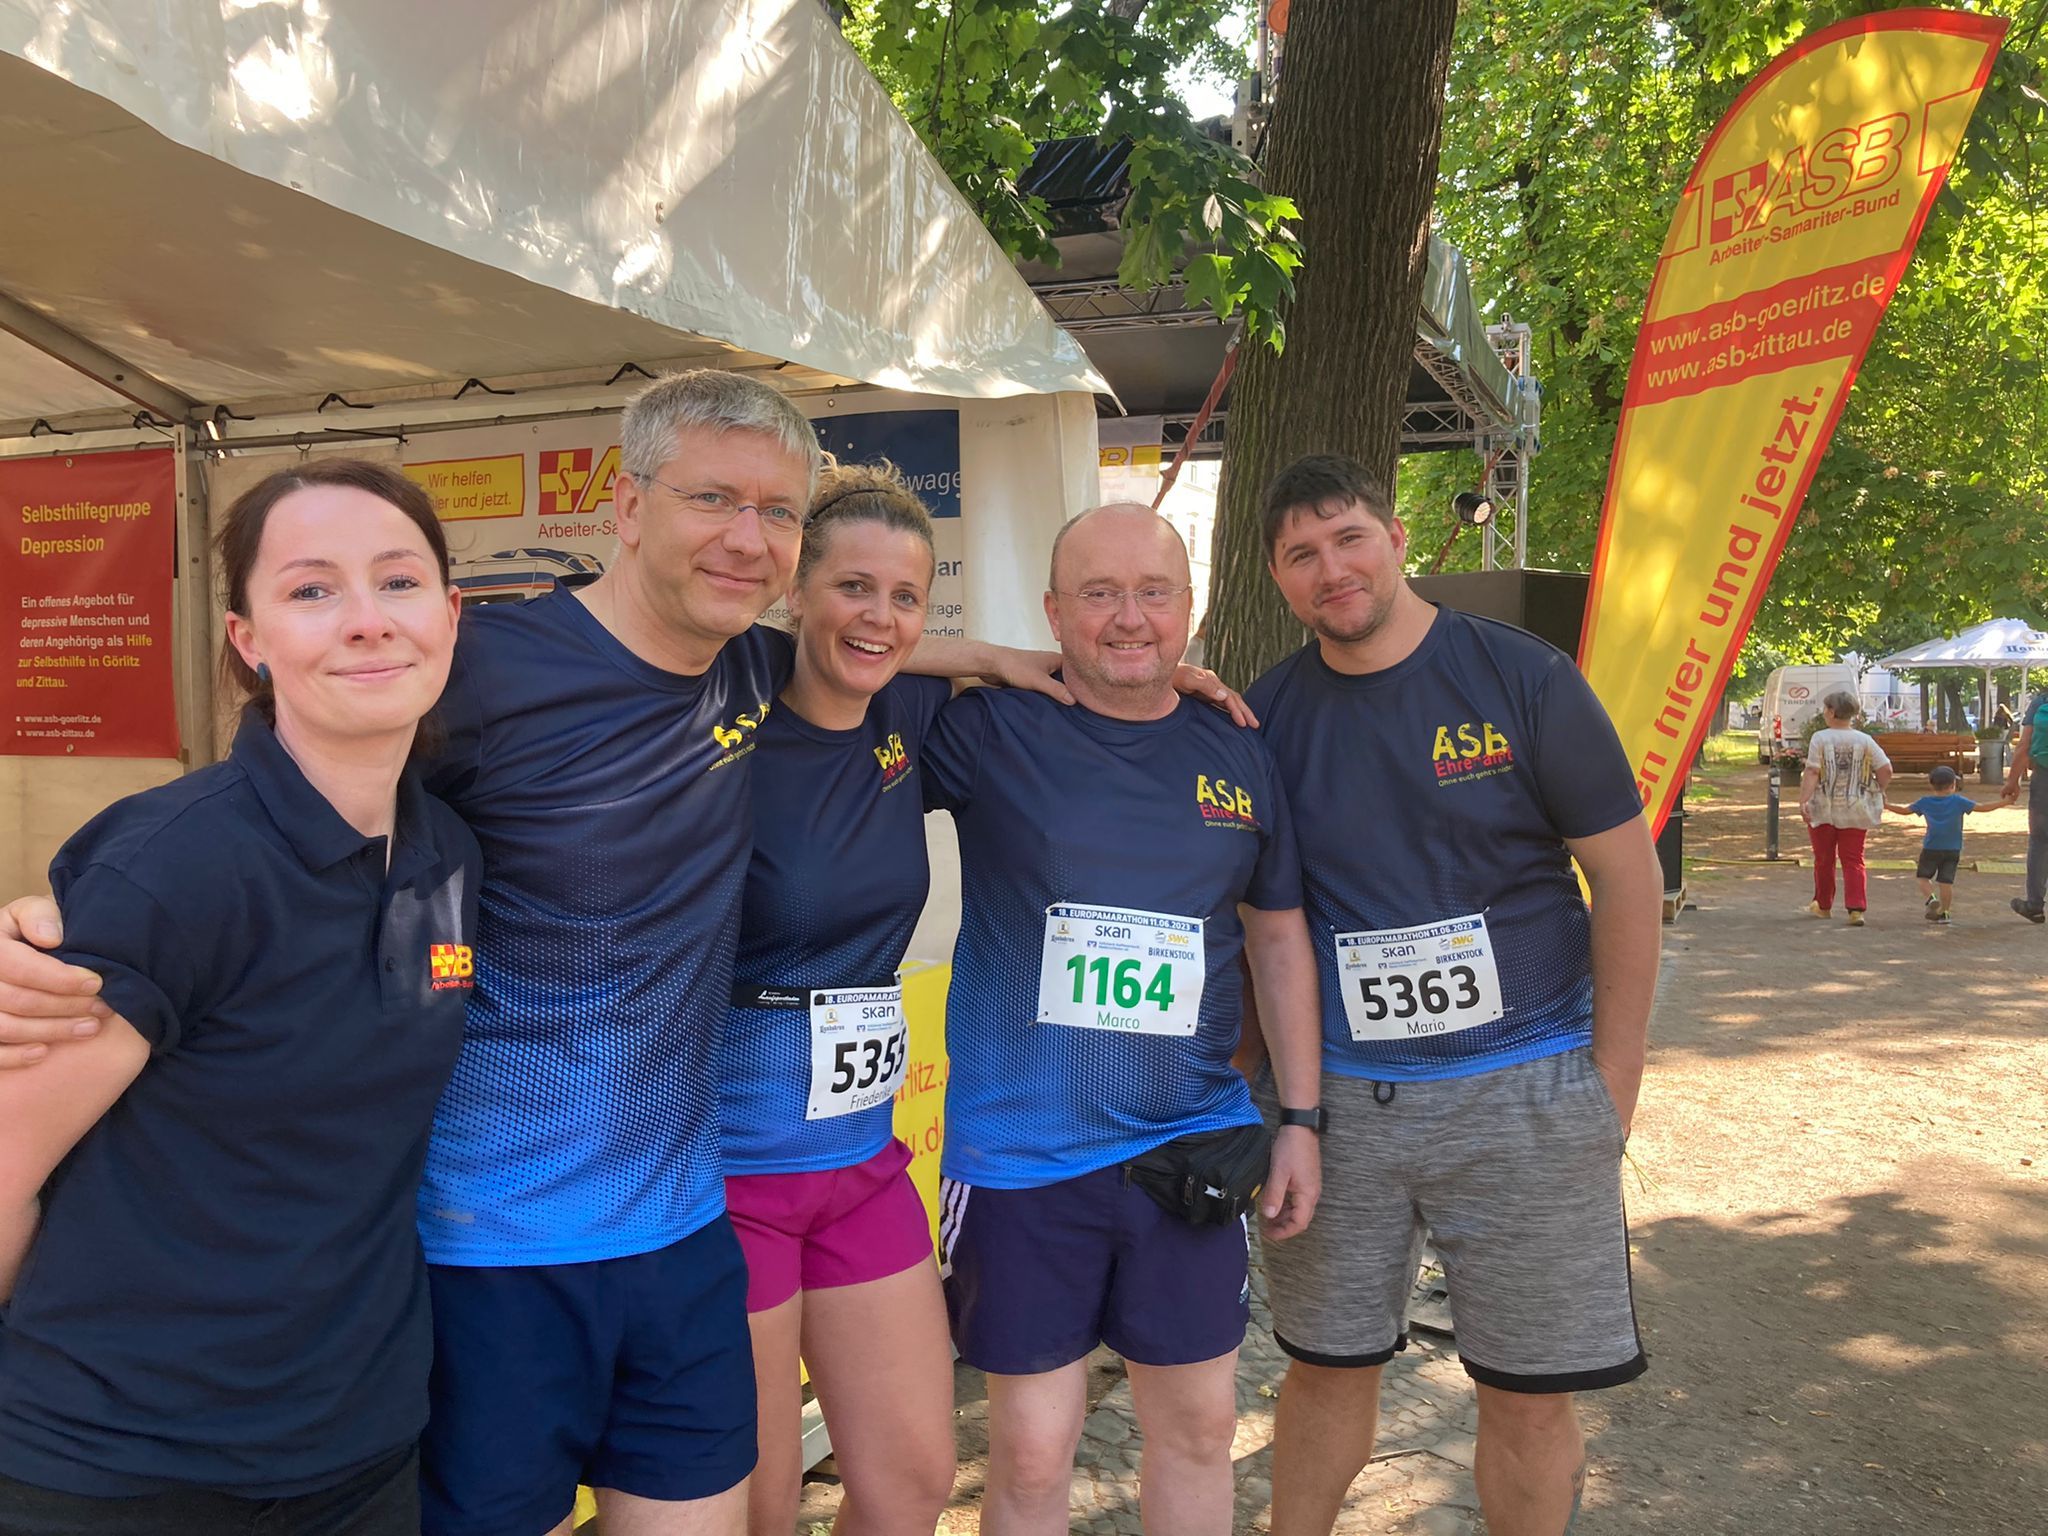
[{"x1": 1239, "y1": 455, "x2": 1663, "y2": 1536}]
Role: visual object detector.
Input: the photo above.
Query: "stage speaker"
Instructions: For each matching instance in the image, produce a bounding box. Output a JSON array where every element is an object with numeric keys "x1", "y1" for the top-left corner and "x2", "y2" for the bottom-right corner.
[{"x1": 1407, "y1": 569, "x2": 1591, "y2": 656}]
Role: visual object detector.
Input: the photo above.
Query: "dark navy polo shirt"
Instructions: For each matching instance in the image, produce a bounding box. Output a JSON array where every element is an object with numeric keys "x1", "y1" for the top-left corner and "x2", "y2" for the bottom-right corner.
[
  {"x1": 0, "y1": 708, "x2": 479, "y2": 1498},
  {"x1": 721, "y1": 672, "x2": 953, "y2": 1174},
  {"x1": 922, "y1": 689, "x2": 1302, "y2": 1188}
]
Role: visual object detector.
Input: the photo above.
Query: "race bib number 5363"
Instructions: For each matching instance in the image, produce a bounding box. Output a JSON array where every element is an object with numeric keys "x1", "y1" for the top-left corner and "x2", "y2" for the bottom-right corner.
[
  {"x1": 1035, "y1": 903, "x2": 1204, "y2": 1036},
  {"x1": 1334, "y1": 914, "x2": 1504, "y2": 1042}
]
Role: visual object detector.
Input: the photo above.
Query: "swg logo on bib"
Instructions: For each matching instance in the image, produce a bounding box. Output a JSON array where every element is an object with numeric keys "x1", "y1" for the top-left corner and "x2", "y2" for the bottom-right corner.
[{"x1": 1431, "y1": 720, "x2": 1516, "y2": 787}]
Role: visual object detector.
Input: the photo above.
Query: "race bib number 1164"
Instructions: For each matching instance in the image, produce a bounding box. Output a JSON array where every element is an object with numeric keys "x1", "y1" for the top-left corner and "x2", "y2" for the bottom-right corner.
[{"x1": 1035, "y1": 903, "x2": 1204, "y2": 1036}]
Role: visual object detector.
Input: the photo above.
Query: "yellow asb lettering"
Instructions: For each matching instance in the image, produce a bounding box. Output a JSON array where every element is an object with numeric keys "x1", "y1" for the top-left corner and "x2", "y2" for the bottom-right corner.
[
  {"x1": 1431, "y1": 721, "x2": 1513, "y2": 759},
  {"x1": 874, "y1": 732, "x2": 908, "y2": 773},
  {"x1": 1193, "y1": 774, "x2": 1255, "y2": 819},
  {"x1": 710, "y1": 698, "x2": 774, "y2": 754}
]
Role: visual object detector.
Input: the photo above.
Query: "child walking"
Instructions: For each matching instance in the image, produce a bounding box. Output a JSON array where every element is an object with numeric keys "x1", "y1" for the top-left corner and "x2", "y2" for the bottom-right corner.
[{"x1": 1888, "y1": 764, "x2": 1978, "y2": 923}]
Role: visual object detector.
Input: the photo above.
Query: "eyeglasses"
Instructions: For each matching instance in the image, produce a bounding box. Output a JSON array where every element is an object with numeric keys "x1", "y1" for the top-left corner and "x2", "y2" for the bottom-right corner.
[
  {"x1": 638, "y1": 474, "x2": 803, "y2": 539},
  {"x1": 1053, "y1": 584, "x2": 1192, "y2": 612}
]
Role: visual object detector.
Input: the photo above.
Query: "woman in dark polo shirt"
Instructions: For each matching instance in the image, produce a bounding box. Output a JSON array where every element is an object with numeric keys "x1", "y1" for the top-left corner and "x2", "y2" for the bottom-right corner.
[{"x1": 0, "y1": 460, "x2": 476, "y2": 1535}]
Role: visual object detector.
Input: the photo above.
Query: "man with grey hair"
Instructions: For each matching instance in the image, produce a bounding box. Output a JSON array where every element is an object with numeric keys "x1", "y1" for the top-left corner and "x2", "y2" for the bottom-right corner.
[{"x1": 922, "y1": 503, "x2": 1326, "y2": 1536}]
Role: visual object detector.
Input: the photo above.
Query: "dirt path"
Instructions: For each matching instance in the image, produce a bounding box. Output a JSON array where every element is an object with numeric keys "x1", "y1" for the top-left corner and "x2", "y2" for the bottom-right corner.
[{"x1": 1571, "y1": 749, "x2": 2046, "y2": 1534}]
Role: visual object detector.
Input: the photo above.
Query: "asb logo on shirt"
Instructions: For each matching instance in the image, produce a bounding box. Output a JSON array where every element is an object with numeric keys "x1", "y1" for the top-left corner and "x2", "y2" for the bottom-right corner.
[
  {"x1": 873, "y1": 731, "x2": 915, "y2": 792},
  {"x1": 710, "y1": 698, "x2": 773, "y2": 766},
  {"x1": 429, "y1": 943, "x2": 475, "y2": 991},
  {"x1": 1194, "y1": 773, "x2": 1260, "y2": 831},
  {"x1": 1432, "y1": 720, "x2": 1516, "y2": 786}
]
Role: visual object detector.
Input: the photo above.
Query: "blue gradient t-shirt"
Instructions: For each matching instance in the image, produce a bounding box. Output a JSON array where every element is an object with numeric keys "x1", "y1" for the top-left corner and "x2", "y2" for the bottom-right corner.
[
  {"x1": 721, "y1": 673, "x2": 952, "y2": 1175},
  {"x1": 923, "y1": 689, "x2": 1301, "y2": 1189},
  {"x1": 418, "y1": 590, "x2": 793, "y2": 1265},
  {"x1": 1246, "y1": 608, "x2": 1640, "y2": 1082}
]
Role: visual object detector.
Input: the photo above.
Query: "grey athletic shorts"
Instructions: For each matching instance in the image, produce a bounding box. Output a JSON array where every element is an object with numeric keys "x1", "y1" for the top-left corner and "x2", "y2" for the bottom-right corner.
[{"x1": 1255, "y1": 1046, "x2": 1646, "y2": 1394}]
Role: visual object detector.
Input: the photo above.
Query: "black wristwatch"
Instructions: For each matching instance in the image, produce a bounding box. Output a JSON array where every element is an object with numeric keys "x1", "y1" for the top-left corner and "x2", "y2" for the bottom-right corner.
[{"x1": 1276, "y1": 1105, "x2": 1327, "y2": 1134}]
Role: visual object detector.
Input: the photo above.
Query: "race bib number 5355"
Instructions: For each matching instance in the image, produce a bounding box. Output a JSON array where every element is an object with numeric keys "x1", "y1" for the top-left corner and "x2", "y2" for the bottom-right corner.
[
  {"x1": 1035, "y1": 903, "x2": 1204, "y2": 1036},
  {"x1": 1334, "y1": 914, "x2": 1504, "y2": 1042},
  {"x1": 806, "y1": 986, "x2": 907, "y2": 1119}
]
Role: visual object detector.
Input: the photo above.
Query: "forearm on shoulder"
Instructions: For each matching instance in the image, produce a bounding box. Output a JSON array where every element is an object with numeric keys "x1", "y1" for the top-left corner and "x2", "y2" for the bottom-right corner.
[{"x1": 904, "y1": 634, "x2": 994, "y2": 678}]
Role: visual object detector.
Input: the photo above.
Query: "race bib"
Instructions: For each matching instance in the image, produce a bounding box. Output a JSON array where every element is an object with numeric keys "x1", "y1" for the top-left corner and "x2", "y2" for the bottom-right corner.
[
  {"x1": 806, "y1": 985, "x2": 908, "y2": 1120},
  {"x1": 1334, "y1": 914, "x2": 1504, "y2": 1043},
  {"x1": 1036, "y1": 903, "x2": 1204, "y2": 1036}
]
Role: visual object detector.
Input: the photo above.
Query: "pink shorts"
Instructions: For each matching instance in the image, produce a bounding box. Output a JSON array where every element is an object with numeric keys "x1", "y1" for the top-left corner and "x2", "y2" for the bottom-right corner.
[{"x1": 725, "y1": 1138, "x2": 933, "y2": 1314}]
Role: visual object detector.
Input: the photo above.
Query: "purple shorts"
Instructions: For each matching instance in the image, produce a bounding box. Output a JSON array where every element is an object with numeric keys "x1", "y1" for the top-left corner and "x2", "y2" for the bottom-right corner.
[
  {"x1": 938, "y1": 1162, "x2": 1250, "y2": 1376},
  {"x1": 725, "y1": 1139, "x2": 934, "y2": 1314}
]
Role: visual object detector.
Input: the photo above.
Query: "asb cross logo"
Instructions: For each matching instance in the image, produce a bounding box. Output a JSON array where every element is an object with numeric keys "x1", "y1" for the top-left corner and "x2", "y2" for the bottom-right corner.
[
  {"x1": 540, "y1": 449, "x2": 593, "y2": 515},
  {"x1": 429, "y1": 943, "x2": 475, "y2": 991},
  {"x1": 1194, "y1": 773, "x2": 1259, "y2": 831},
  {"x1": 1707, "y1": 111, "x2": 1908, "y2": 245}
]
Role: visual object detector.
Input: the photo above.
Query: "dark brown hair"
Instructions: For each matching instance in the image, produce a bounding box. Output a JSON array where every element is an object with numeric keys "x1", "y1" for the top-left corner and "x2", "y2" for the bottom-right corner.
[
  {"x1": 795, "y1": 457, "x2": 936, "y2": 587},
  {"x1": 216, "y1": 458, "x2": 452, "y2": 719},
  {"x1": 1260, "y1": 454, "x2": 1395, "y2": 555}
]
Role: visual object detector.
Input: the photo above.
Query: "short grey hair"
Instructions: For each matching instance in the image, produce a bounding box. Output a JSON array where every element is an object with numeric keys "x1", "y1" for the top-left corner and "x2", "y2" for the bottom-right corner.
[
  {"x1": 1822, "y1": 690, "x2": 1861, "y2": 720},
  {"x1": 619, "y1": 369, "x2": 821, "y2": 491}
]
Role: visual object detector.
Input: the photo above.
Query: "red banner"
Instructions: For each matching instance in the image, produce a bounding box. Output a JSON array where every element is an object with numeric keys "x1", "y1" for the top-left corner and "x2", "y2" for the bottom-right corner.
[{"x1": 3, "y1": 448, "x2": 180, "y2": 758}]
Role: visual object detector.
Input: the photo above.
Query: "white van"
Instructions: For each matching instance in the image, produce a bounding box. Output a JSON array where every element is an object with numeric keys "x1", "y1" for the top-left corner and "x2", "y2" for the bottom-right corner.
[{"x1": 1756, "y1": 664, "x2": 1861, "y2": 761}]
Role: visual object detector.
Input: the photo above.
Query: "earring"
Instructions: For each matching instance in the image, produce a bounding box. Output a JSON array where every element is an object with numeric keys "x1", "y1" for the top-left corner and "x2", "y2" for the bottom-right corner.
[{"x1": 256, "y1": 662, "x2": 271, "y2": 684}]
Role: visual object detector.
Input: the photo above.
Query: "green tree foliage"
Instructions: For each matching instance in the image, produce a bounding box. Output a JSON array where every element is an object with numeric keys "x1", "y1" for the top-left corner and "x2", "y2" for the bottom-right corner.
[
  {"x1": 841, "y1": 0, "x2": 1300, "y2": 347},
  {"x1": 1408, "y1": 0, "x2": 2048, "y2": 677}
]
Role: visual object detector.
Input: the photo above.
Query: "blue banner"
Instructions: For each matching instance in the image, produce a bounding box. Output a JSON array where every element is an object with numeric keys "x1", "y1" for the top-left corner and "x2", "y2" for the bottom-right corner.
[{"x1": 814, "y1": 410, "x2": 962, "y2": 519}]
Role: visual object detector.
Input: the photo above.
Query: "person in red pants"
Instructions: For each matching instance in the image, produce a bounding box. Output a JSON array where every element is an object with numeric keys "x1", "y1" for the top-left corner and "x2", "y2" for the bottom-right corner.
[{"x1": 1800, "y1": 691, "x2": 1893, "y2": 926}]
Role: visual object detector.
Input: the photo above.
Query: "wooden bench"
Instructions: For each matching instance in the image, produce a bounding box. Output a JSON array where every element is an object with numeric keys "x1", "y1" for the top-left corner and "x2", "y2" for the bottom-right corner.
[{"x1": 1870, "y1": 732, "x2": 1980, "y2": 774}]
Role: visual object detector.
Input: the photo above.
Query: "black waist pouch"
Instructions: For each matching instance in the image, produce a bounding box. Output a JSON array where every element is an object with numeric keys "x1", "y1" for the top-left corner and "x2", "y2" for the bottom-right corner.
[{"x1": 1124, "y1": 1122, "x2": 1273, "y2": 1226}]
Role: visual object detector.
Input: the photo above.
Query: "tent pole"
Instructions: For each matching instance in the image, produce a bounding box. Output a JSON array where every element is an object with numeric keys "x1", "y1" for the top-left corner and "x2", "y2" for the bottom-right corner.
[{"x1": 0, "y1": 288, "x2": 193, "y2": 424}]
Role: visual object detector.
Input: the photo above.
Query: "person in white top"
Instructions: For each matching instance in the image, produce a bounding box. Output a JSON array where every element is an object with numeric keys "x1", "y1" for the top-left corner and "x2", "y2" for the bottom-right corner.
[{"x1": 1801, "y1": 691, "x2": 1893, "y2": 926}]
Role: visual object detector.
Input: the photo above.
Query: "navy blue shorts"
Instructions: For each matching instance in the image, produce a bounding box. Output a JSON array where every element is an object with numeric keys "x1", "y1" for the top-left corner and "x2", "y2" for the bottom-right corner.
[
  {"x1": 419, "y1": 1217, "x2": 757, "y2": 1536},
  {"x1": 938, "y1": 1163, "x2": 1249, "y2": 1376}
]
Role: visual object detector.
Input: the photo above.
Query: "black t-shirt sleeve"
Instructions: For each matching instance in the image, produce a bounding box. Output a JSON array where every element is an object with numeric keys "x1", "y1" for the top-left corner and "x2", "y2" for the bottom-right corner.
[
  {"x1": 48, "y1": 864, "x2": 206, "y2": 1053},
  {"x1": 1529, "y1": 659, "x2": 1645, "y2": 839},
  {"x1": 922, "y1": 689, "x2": 993, "y2": 813},
  {"x1": 1244, "y1": 757, "x2": 1305, "y2": 911}
]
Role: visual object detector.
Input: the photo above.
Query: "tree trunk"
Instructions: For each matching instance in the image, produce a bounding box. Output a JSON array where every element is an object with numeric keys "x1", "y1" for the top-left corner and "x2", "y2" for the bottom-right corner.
[{"x1": 1205, "y1": 0, "x2": 1458, "y2": 688}]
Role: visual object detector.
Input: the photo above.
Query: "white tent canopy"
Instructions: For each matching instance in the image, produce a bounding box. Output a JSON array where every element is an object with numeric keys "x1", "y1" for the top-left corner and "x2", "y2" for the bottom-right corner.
[
  {"x1": 0, "y1": 0, "x2": 1105, "y2": 436},
  {"x1": 1877, "y1": 619, "x2": 2048, "y2": 669},
  {"x1": 1878, "y1": 618, "x2": 2048, "y2": 723}
]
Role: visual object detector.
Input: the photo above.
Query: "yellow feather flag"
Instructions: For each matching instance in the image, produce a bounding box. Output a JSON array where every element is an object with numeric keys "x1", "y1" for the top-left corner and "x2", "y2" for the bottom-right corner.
[{"x1": 1579, "y1": 8, "x2": 2006, "y2": 837}]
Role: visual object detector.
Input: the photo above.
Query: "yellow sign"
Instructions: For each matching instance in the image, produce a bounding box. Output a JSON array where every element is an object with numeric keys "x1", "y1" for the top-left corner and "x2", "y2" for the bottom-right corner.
[
  {"x1": 891, "y1": 960, "x2": 951, "y2": 1249},
  {"x1": 1578, "y1": 10, "x2": 2005, "y2": 836},
  {"x1": 403, "y1": 454, "x2": 524, "y2": 521}
]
